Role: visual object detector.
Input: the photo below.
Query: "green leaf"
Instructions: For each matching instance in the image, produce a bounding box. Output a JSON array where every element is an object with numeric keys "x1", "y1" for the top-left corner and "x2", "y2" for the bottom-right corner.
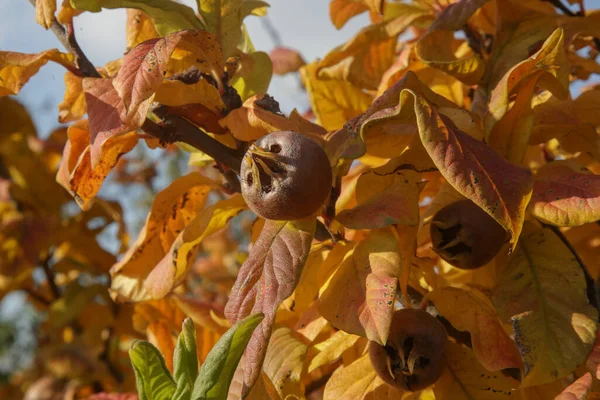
[
  {"x1": 172, "y1": 318, "x2": 198, "y2": 400},
  {"x1": 70, "y1": 0, "x2": 204, "y2": 36},
  {"x1": 191, "y1": 313, "x2": 264, "y2": 400},
  {"x1": 232, "y1": 51, "x2": 273, "y2": 101},
  {"x1": 129, "y1": 341, "x2": 176, "y2": 400}
]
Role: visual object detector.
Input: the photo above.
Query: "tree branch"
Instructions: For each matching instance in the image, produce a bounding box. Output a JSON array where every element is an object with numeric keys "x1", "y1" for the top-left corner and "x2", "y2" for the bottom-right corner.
[
  {"x1": 27, "y1": 0, "x2": 101, "y2": 78},
  {"x1": 41, "y1": 254, "x2": 61, "y2": 300},
  {"x1": 148, "y1": 108, "x2": 244, "y2": 173}
]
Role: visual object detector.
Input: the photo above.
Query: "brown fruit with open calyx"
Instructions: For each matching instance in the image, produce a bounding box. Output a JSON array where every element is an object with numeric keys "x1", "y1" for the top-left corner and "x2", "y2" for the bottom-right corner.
[
  {"x1": 430, "y1": 199, "x2": 508, "y2": 270},
  {"x1": 369, "y1": 308, "x2": 448, "y2": 391},
  {"x1": 240, "y1": 130, "x2": 332, "y2": 221}
]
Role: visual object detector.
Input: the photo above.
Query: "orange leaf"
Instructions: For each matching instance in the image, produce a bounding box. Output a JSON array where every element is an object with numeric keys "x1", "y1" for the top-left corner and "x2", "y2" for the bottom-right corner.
[
  {"x1": 225, "y1": 217, "x2": 315, "y2": 395},
  {"x1": 0, "y1": 50, "x2": 74, "y2": 96},
  {"x1": 529, "y1": 161, "x2": 600, "y2": 227},
  {"x1": 220, "y1": 94, "x2": 326, "y2": 142},
  {"x1": 319, "y1": 229, "x2": 402, "y2": 344},
  {"x1": 322, "y1": 352, "x2": 380, "y2": 399},
  {"x1": 329, "y1": 0, "x2": 384, "y2": 30},
  {"x1": 262, "y1": 327, "x2": 307, "y2": 398},
  {"x1": 56, "y1": 0, "x2": 84, "y2": 25},
  {"x1": 56, "y1": 119, "x2": 139, "y2": 210},
  {"x1": 109, "y1": 173, "x2": 219, "y2": 302},
  {"x1": 58, "y1": 71, "x2": 86, "y2": 123}
]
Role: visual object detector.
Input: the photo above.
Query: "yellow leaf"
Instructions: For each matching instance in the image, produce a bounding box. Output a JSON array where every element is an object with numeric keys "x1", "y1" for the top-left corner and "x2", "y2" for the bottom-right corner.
[
  {"x1": 433, "y1": 342, "x2": 521, "y2": 399},
  {"x1": 155, "y1": 78, "x2": 224, "y2": 110},
  {"x1": 109, "y1": 173, "x2": 219, "y2": 302},
  {"x1": 415, "y1": 0, "x2": 489, "y2": 85},
  {"x1": 427, "y1": 286, "x2": 523, "y2": 372},
  {"x1": 301, "y1": 62, "x2": 373, "y2": 132},
  {"x1": 56, "y1": 0, "x2": 84, "y2": 25},
  {"x1": 0, "y1": 50, "x2": 74, "y2": 96},
  {"x1": 126, "y1": 9, "x2": 159, "y2": 51},
  {"x1": 487, "y1": 28, "x2": 569, "y2": 162},
  {"x1": 145, "y1": 194, "x2": 247, "y2": 299},
  {"x1": 318, "y1": 11, "x2": 429, "y2": 89},
  {"x1": 58, "y1": 71, "x2": 86, "y2": 123},
  {"x1": 36, "y1": 0, "x2": 57, "y2": 29},
  {"x1": 263, "y1": 327, "x2": 307, "y2": 398},
  {"x1": 492, "y1": 222, "x2": 598, "y2": 386},
  {"x1": 198, "y1": 0, "x2": 246, "y2": 59},
  {"x1": 308, "y1": 330, "x2": 360, "y2": 373},
  {"x1": 231, "y1": 51, "x2": 273, "y2": 101},
  {"x1": 319, "y1": 228, "x2": 402, "y2": 344},
  {"x1": 322, "y1": 352, "x2": 380, "y2": 400}
]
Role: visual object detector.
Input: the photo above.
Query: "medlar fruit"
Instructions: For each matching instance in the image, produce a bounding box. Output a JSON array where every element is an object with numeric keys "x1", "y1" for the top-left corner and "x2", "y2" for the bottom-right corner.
[
  {"x1": 240, "y1": 130, "x2": 332, "y2": 220},
  {"x1": 369, "y1": 308, "x2": 448, "y2": 391},
  {"x1": 430, "y1": 199, "x2": 507, "y2": 269}
]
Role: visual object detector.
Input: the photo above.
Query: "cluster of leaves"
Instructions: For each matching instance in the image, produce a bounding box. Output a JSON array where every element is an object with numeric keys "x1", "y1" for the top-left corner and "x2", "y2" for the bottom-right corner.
[{"x1": 3, "y1": 0, "x2": 600, "y2": 399}]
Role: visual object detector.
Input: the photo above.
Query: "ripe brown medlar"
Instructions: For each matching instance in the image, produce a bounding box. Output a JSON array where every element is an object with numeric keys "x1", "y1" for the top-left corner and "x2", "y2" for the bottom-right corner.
[
  {"x1": 369, "y1": 308, "x2": 448, "y2": 391},
  {"x1": 240, "y1": 130, "x2": 332, "y2": 220},
  {"x1": 430, "y1": 199, "x2": 507, "y2": 270}
]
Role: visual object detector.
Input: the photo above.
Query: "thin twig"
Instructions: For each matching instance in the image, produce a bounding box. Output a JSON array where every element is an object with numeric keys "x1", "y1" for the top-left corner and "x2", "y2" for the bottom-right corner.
[
  {"x1": 541, "y1": 0, "x2": 600, "y2": 51},
  {"x1": 543, "y1": 223, "x2": 600, "y2": 310},
  {"x1": 26, "y1": 0, "x2": 100, "y2": 78},
  {"x1": 99, "y1": 327, "x2": 125, "y2": 384},
  {"x1": 41, "y1": 254, "x2": 61, "y2": 300}
]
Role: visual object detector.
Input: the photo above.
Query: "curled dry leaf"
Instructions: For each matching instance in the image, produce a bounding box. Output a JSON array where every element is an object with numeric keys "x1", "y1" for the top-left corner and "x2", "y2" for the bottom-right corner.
[{"x1": 270, "y1": 47, "x2": 305, "y2": 75}]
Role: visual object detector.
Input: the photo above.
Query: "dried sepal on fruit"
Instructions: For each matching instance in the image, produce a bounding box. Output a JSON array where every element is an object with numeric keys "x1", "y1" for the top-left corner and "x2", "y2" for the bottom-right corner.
[
  {"x1": 369, "y1": 308, "x2": 448, "y2": 391},
  {"x1": 430, "y1": 199, "x2": 508, "y2": 270},
  {"x1": 240, "y1": 130, "x2": 332, "y2": 220}
]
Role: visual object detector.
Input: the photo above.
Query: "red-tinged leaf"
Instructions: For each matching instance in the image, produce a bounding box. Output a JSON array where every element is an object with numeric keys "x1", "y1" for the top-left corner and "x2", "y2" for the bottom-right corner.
[
  {"x1": 555, "y1": 373, "x2": 592, "y2": 400},
  {"x1": 529, "y1": 161, "x2": 600, "y2": 227},
  {"x1": 337, "y1": 169, "x2": 424, "y2": 229},
  {"x1": 112, "y1": 30, "x2": 223, "y2": 114},
  {"x1": 145, "y1": 195, "x2": 247, "y2": 299},
  {"x1": 319, "y1": 229, "x2": 402, "y2": 345},
  {"x1": 83, "y1": 77, "x2": 150, "y2": 167},
  {"x1": 0, "y1": 50, "x2": 74, "y2": 96},
  {"x1": 109, "y1": 173, "x2": 219, "y2": 302},
  {"x1": 56, "y1": 119, "x2": 138, "y2": 210},
  {"x1": 224, "y1": 217, "x2": 316, "y2": 395},
  {"x1": 269, "y1": 47, "x2": 306, "y2": 75},
  {"x1": 410, "y1": 92, "x2": 532, "y2": 249},
  {"x1": 427, "y1": 286, "x2": 523, "y2": 372}
]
